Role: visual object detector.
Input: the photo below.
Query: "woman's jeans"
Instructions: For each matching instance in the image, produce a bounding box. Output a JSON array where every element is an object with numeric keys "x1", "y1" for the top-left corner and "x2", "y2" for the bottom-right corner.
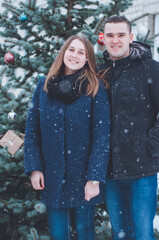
[
  {"x1": 47, "y1": 205, "x2": 95, "y2": 240},
  {"x1": 104, "y1": 174, "x2": 158, "y2": 240}
]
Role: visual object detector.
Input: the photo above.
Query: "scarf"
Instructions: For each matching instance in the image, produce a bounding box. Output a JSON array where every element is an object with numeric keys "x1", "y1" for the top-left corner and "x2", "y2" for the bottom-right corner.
[{"x1": 47, "y1": 68, "x2": 88, "y2": 104}]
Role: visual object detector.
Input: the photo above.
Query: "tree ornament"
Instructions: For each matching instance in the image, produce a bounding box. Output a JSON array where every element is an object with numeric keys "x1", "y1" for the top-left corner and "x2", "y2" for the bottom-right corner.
[
  {"x1": 97, "y1": 32, "x2": 105, "y2": 45},
  {"x1": 19, "y1": 13, "x2": 27, "y2": 22},
  {"x1": 137, "y1": 25, "x2": 148, "y2": 37},
  {"x1": 4, "y1": 52, "x2": 15, "y2": 64},
  {"x1": 8, "y1": 110, "x2": 17, "y2": 120}
]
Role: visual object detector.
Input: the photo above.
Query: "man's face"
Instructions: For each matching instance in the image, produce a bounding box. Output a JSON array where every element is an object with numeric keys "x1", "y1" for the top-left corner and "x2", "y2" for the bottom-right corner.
[{"x1": 103, "y1": 22, "x2": 133, "y2": 61}]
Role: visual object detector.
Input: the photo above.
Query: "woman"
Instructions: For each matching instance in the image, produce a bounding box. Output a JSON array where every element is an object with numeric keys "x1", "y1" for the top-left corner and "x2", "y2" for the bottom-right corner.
[{"x1": 24, "y1": 35, "x2": 110, "y2": 240}]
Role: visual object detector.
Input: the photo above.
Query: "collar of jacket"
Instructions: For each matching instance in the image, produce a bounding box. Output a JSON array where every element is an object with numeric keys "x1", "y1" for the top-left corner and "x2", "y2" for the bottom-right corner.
[
  {"x1": 47, "y1": 67, "x2": 88, "y2": 104},
  {"x1": 103, "y1": 41, "x2": 152, "y2": 68}
]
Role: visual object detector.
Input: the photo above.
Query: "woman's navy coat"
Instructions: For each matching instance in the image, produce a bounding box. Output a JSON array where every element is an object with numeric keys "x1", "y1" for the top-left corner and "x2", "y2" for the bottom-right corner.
[{"x1": 24, "y1": 78, "x2": 110, "y2": 208}]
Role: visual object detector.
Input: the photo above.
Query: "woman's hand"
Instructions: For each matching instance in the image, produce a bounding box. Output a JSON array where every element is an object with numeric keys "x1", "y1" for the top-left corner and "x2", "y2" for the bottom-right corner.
[
  {"x1": 31, "y1": 171, "x2": 45, "y2": 190},
  {"x1": 84, "y1": 181, "x2": 100, "y2": 201}
]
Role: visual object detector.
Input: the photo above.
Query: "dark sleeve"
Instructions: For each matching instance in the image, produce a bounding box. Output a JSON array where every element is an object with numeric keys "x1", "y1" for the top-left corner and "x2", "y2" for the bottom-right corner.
[
  {"x1": 24, "y1": 78, "x2": 45, "y2": 175},
  {"x1": 146, "y1": 61, "x2": 159, "y2": 158},
  {"x1": 86, "y1": 82, "x2": 110, "y2": 183}
]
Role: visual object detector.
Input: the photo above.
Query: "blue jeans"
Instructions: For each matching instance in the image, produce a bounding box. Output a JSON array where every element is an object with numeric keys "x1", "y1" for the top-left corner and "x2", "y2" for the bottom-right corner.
[
  {"x1": 47, "y1": 205, "x2": 95, "y2": 240},
  {"x1": 104, "y1": 174, "x2": 157, "y2": 240}
]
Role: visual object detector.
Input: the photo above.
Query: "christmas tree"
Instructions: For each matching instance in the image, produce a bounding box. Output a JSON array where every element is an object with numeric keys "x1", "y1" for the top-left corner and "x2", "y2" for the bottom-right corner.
[{"x1": 4, "y1": 0, "x2": 159, "y2": 239}]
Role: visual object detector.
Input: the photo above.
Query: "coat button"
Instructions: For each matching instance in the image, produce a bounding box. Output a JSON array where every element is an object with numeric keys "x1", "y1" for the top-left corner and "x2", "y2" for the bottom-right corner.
[{"x1": 59, "y1": 109, "x2": 63, "y2": 114}]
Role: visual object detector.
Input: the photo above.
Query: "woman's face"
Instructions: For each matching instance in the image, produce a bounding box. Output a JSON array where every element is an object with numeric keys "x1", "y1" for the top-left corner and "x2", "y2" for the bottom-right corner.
[{"x1": 63, "y1": 39, "x2": 87, "y2": 75}]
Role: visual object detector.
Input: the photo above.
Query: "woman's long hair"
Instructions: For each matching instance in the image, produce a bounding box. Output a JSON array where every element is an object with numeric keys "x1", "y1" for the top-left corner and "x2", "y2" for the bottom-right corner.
[{"x1": 44, "y1": 35, "x2": 108, "y2": 97}]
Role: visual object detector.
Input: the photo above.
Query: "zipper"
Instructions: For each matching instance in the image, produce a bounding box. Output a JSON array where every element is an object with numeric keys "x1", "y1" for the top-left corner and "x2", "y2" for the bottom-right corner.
[
  {"x1": 63, "y1": 103, "x2": 66, "y2": 179},
  {"x1": 110, "y1": 82, "x2": 115, "y2": 178},
  {"x1": 110, "y1": 64, "x2": 116, "y2": 178}
]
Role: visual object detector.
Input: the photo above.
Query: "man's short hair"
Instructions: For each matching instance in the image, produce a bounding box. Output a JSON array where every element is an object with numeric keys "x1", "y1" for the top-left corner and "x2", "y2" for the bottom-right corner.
[{"x1": 104, "y1": 15, "x2": 132, "y2": 33}]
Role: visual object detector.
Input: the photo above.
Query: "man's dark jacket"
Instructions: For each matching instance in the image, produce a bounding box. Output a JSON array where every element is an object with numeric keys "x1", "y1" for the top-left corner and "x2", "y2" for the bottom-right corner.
[{"x1": 99, "y1": 41, "x2": 159, "y2": 180}]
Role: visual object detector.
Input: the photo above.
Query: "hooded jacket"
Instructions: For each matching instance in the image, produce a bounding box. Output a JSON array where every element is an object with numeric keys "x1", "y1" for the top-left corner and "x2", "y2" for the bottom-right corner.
[
  {"x1": 99, "y1": 41, "x2": 159, "y2": 180},
  {"x1": 24, "y1": 76, "x2": 110, "y2": 208}
]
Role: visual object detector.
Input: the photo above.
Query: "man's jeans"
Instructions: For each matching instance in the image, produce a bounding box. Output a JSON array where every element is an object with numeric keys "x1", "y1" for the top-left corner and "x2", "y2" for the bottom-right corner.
[
  {"x1": 47, "y1": 205, "x2": 95, "y2": 240},
  {"x1": 104, "y1": 174, "x2": 158, "y2": 240}
]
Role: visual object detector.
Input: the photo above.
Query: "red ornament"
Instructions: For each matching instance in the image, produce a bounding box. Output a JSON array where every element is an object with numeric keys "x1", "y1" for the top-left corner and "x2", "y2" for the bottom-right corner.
[
  {"x1": 4, "y1": 51, "x2": 15, "y2": 64},
  {"x1": 97, "y1": 32, "x2": 105, "y2": 45}
]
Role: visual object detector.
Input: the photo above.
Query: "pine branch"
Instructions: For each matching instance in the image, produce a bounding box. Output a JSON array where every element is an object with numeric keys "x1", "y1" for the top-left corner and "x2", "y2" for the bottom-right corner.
[
  {"x1": 114, "y1": 0, "x2": 120, "y2": 7},
  {"x1": 32, "y1": 230, "x2": 38, "y2": 240},
  {"x1": 130, "y1": 13, "x2": 149, "y2": 23},
  {"x1": 0, "y1": 88, "x2": 12, "y2": 101},
  {"x1": 67, "y1": 0, "x2": 73, "y2": 24},
  {"x1": 0, "y1": 200, "x2": 8, "y2": 206},
  {"x1": 28, "y1": 0, "x2": 36, "y2": 10},
  {"x1": 4, "y1": 39, "x2": 54, "y2": 54},
  {"x1": 4, "y1": 40, "x2": 23, "y2": 46},
  {"x1": 0, "y1": 67, "x2": 7, "y2": 77},
  {"x1": 29, "y1": 0, "x2": 32, "y2": 9},
  {"x1": 20, "y1": 1, "x2": 34, "y2": 11},
  {"x1": 94, "y1": 16, "x2": 107, "y2": 35},
  {"x1": 0, "y1": 172, "x2": 28, "y2": 181},
  {"x1": 149, "y1": 33, "x2": 159, "y2": 40},
  {"x1": 2, "y1": 3, "x2": 20, "y2": 16},
  {"x1": 0, "y1": 66, "x2": 13, "y2": 101},
  {"x1": 2, "y1": 3, "x2": 19, "y2": 11},
  {"x1": 32, "y1": 0, "x2": 36, "y2": 10},
  {"x1": 109, "y1": 0, "x2": 120, "y2": 16}
]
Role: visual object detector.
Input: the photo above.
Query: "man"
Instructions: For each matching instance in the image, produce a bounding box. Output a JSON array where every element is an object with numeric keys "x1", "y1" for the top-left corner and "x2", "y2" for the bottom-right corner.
[{"x1": 99, "y1": 15, "x2": 159, "y2": 240}]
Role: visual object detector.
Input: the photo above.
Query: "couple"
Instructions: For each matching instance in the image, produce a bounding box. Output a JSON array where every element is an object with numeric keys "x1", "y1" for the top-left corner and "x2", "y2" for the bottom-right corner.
[{"x1": 24, "y1": 16, "x2": 159, "y2": 240}]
